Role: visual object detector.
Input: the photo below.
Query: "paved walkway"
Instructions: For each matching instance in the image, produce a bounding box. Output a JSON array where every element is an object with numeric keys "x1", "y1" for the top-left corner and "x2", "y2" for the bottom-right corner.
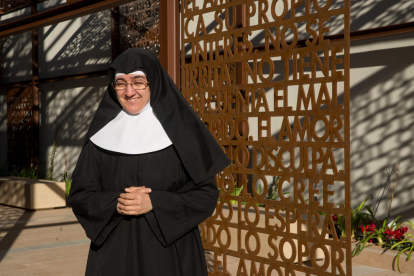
[{"x1": 0, "y1": 205, "x2": 412, "y2": 275}]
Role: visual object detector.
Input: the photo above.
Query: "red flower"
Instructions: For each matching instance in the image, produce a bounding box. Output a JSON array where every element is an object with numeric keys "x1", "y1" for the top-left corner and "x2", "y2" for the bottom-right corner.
[
  {"x1": 369, "y1": 239, "x2": 373, "y2": 243},
  {"x1": 332, "y1": 214, "x2": 338, "y2": 222},
  {"x1": 361, "y1": 226, "x2": 366, "y2": 233}
]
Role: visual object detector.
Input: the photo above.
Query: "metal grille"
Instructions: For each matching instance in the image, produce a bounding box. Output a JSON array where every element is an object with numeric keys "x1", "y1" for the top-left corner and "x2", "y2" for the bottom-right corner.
[
  {"x1": 119, "y1": 0, "x2": 160, "y2": 58},
  {"x1": 181, "y1": 0, "x2": 351, "y2": 275},
  {"x1": 7, "y1": 86, "x2": 37, "y2": 170}
]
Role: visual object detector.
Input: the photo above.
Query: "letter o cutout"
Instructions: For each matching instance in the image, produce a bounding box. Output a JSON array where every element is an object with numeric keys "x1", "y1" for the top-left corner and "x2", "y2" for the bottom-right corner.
[
  {"x1": 217, "y1": 225, "x2": 231, "y2": 249},
  {"x1": 313, "y1": 0, "x2": 333, "y2": 12},
  {"x1": 235, "y1": 144, "x2": 250, "y2": 168},
  {"x1": 271, "y1": 0, "x2": 288, "y2": 20},
  {"x1": 267, "y1": 264, "x2": 283, "y2": 275},
  {"x1": 281, "y1": 24, "x2": 298, "y2": 49},
  {"x1": 258, "y1": 57, "x2": 275, "y2": 83},
  {"x1": 219, "y1": 199, "x2": 233, "y2": 222},
  {"x1": 245, "y1": 230, "x2": 261, "y2": 256},
  {"x1": 252, "y1": 175, "x2": 268, "y2": 199},
  {"x1": 311, "y1": 115, "x2": 330, "y2": 142},
  {"x1": 244, "y1": 201, "x2": 260, "y2": 226},
  {"x1": 310, "y1": 244, "x2": 330, "y2": 270},
  {"x1": 279, "y1": 237, "x2": 297, "y2": 263}
]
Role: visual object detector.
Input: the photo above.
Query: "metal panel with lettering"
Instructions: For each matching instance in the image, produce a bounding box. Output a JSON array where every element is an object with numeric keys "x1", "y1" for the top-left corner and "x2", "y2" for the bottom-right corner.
[{"x1": 181, "y1": 0, "x2": 351, "y2": 275}]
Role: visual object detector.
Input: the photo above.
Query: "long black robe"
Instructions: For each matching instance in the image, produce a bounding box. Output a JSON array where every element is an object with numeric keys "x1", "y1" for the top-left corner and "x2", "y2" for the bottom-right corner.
[{"x1": 68, "y1": 141, "x2": 218, "y2": 275}]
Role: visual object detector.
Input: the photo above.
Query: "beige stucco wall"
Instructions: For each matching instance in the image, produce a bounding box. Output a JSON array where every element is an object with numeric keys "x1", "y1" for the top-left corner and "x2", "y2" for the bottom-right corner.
[{"x1": 39, "y1": 78, "x2": 107, "y2": 179}]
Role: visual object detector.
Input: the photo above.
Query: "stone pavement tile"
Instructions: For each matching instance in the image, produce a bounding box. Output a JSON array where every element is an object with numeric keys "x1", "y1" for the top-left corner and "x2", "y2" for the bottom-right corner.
[
  {"x1": 0, "y1": 246, "x2": 89, "y2": 270},
  {"x1": 0, "y1": 247, "x2": 30, "y2": 255},
  {"x1": 40, "y1": 256, "x2": 87, "y2": 268},
  {"x1": 352, "y1": 265, "x2": 387, "y2": 276},
  {"x1": 366, "y1": 271, "x2": 414, "y2": 276},
  {"x1": 2, "y1": 231, "x2": 87, "y2": 250},
  {"x1": 0, "y1": 263, "x2": 47, "y2": 273},
  {"x1": 0, "y1": 261, "x2": 86, "y2": 276},
  {"x1": 1, "y1": 244, "x2": 89, "y2": 260}
]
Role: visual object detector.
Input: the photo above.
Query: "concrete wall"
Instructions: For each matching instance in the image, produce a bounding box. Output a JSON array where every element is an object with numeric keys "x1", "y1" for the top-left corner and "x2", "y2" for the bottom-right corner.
[
  {"x1": 349, "y1": 33, "x2": 414, "y2": 221},
  {"x1": 39, "y1": 78, "x2": 107, "y2": 179}
]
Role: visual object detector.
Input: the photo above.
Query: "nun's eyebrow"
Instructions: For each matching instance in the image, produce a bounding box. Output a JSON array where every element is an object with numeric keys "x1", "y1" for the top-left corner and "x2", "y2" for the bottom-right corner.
[{"x1": 131, "y1": 76, "x2": 147, "y2": 81}]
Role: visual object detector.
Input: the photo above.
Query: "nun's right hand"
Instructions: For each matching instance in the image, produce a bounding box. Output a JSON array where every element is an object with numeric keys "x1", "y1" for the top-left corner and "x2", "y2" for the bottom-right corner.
[{"x1": 117, "y1": 186, "x2": 153, "y2": 216}]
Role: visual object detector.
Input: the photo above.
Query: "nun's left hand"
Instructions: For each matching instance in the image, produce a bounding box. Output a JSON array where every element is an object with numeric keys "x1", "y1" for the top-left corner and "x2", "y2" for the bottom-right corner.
[{"x1": 117, "y1": 186, "x2": 153, "y2": 215}]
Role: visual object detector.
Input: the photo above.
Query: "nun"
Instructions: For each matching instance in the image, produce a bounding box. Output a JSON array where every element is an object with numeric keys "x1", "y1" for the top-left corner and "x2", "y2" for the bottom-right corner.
[{"x1": 67, "y1": 48, "x2": 230, "y2": 275}]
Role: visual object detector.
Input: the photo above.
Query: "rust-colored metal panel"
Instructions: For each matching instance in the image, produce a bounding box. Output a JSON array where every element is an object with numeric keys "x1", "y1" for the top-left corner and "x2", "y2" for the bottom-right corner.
[
  {"x1": 31, "y1": 1, "x2": 40, "y2": 169},
  {"x1": 118, "y1": 0, "x2": 160, "y2": 58},
  {"x1": 7, "y1": 86, "x2": 37, "y2": 170},
  {"x1": 0, "y1": 0, "x2": 136, "y2": 38},
  {"x1": 181, "y1": 0, "x2": 351, "y2": 275},
  {"x1": 159, "y1": 0, "x2": 180, "y2": 86},
  {"x1": 111, "y1": 6, "x2": 121, "y2": 61}
]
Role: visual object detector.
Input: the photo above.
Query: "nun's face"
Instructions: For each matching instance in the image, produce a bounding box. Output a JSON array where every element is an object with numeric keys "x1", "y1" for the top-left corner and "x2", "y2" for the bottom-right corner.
[{"x1": 114, "y1": 74, "x2": 150, "y2": 114}]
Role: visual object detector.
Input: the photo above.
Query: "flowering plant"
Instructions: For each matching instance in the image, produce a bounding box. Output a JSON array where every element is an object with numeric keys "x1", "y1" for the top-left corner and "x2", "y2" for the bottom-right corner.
[
  {"x1": 383, "y1": 226, "x2": 408, "y2": 244},
  {"x1": 389, "y1": 223, "x2": 414, "y2": 273},
  {"x1": 334, "y1": 196, "x2": 374, "y2": 238},
  {"x1": 353, "y1": 216, "x2": 414, "y2": 273}
]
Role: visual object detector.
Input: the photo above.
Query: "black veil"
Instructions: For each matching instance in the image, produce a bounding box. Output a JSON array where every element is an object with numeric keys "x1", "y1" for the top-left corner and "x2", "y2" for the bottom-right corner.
[{"x1": 83, "y1": 48, "x2": 230, "y2": 184}]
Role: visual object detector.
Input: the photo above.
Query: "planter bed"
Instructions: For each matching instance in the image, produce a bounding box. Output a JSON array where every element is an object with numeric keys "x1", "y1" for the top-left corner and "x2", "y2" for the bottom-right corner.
[
  {"x1": 0, "y1": 176, "x2": 66, "y2": 210},
  {"x1": 352, "y1": 241, "x2": 414, "y2": 273}
]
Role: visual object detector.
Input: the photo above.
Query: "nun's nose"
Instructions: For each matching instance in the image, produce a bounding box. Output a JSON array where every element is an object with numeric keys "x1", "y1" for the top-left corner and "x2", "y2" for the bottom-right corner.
[{"x1": 125, "y1": 83, "x2": 136, "y2": 96}]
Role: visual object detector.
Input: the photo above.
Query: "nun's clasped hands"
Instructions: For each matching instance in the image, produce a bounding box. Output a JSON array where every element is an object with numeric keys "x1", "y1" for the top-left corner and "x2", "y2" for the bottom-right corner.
[{"x1": 117, "y1": 186, "x2": 153, "y2": 215}]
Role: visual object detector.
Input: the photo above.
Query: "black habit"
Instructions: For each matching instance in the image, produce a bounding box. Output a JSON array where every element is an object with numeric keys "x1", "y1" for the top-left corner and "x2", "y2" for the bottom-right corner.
[{"x1": 68, "y1": 48, "x2": 230, "y2": 275}]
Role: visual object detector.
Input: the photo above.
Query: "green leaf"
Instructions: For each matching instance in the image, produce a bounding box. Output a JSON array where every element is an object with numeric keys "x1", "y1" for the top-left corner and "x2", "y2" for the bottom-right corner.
[
  {"x1": 405, "y1": 221, "x2": 414, "y2": 231},
  {"x1": 356, "y1": 196, "x2": 370, "y2": 213},
  {"x1": 390, "y1": 215, "x2": 402, "y2": 228},
  {"x1": 353, "y1": 233, "x2": 375, "y2": 257},
  {"x1": 390, "y1": 241, "x2": 411, "y2": 249},
  {"x1": 382, "y1": 219, "x2": 388, "y2": 229},
  {"x1": 396, "y1": 248, "x2": 410, "y2": 273},
  {"x1": 364, "y1": 205, "x2": 374, "y2": 217},
  {"x1": 408, "y1": 244, "x2": 414, "y2": 261}
]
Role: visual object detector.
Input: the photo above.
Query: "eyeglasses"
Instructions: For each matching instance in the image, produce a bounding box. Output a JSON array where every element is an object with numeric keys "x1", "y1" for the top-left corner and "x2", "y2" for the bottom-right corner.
[{"x1": 112, "y1": 80, "x2": 149, "y2": 91}]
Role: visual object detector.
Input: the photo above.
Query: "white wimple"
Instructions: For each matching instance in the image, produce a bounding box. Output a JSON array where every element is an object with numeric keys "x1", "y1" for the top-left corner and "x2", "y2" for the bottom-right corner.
[{"x1": 90, "y1": 102, "x2": 172, "y2": 154}]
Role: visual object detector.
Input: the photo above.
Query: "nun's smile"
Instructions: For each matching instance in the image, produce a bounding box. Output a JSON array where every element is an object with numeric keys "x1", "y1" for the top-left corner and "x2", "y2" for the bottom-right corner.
[{"x1": 114, "y1": 74, "x2": 150, "y2": 115}]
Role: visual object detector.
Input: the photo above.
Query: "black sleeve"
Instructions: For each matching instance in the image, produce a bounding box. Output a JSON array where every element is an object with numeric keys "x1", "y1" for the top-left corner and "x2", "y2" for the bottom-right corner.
[
  {"x1": 145, "y1": 175, "x2": 219, "y2": 247},
  {"x1": 67, "y1": 141, "x2": 122, "y2": 246}
]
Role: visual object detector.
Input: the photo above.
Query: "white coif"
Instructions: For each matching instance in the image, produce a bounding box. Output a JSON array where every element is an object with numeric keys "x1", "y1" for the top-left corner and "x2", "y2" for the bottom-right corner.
[{"x1": 90, "y1": 103, "x2": 172, "y2": 154}]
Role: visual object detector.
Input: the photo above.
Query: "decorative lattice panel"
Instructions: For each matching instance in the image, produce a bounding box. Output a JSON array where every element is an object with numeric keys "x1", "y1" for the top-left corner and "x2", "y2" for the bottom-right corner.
[
  {"x1": 7, "y1": 86, "x2": 37, "y2": 170},
  {"x1": 119, "y1": 0, "x2": 160, "y2": 58},
  {"x1": 182, "y1": 0, "x2": 351, "y2": 275}
]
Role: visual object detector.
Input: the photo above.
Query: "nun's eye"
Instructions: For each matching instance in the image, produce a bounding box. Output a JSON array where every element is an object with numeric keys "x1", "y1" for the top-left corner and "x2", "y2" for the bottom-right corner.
[
  {"x1": 131, "y1": 82, "x2": 147, "y2": 90},
  {"x1": 114, "y1": 81, "x2": 127, "y2": 90},
  {"x1": 113, "y1": 81, "x2": 148, "y2": 91}
]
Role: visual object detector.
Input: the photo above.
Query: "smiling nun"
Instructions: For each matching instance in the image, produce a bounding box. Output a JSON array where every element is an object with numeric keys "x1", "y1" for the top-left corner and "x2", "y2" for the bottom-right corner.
[{"x1": 67, "y1": 48, "x2": 230, "y2": 275}]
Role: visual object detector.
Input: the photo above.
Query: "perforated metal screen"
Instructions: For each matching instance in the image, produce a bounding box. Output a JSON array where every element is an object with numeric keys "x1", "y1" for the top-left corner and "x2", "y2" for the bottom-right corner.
[{"x1": 182, "y1": 0, "x2": 351, "y2": 275}]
